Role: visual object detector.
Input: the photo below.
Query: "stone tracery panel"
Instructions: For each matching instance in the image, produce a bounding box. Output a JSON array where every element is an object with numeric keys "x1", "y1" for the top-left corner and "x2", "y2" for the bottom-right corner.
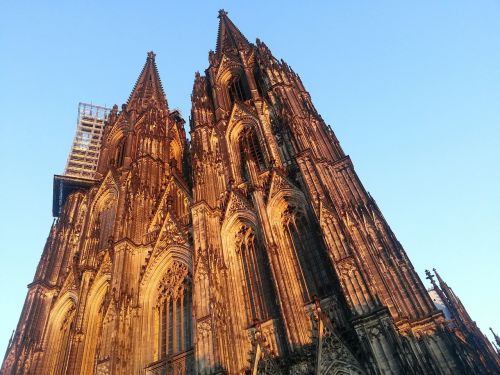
[
  {"x1": 281, "y1": 204, "x2": 334, "y2": 300},
  {"x1": 156, "y1": 261, "x2": 193, "y2": 357}
]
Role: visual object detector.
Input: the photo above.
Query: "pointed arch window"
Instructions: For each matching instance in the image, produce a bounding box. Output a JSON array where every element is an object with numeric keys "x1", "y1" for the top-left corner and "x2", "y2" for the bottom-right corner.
[
  {"x1": 283, "y1": 206, "x2": 333, "y2": 299},
  {"x1": 239, "y1": 126, "x2": 265, "y2": 181},
  {"x1": 271, "y1": 118, "x2": 296, "y2": 168},
  {"x1": 253, "y1": 68, "x2": 268, "y2": 99},
  {"x1": 157, "y1": 262, "x2": 192, "y2": 357},
  {"x1": 109, "y1": 138, "x2": 126, "y2": 168},
  {"x1": 115, "y1": 139, "x2": 126, "y2": 167},
  {"x1": 228, "y1": 74, "x2": 251, "y2": 104},
  {"x1": 45, "y1": 305, "x2": 76, "y2": 374},
  {"x1": 235, "y1": 226, "x2": 276, "y2": 325},
  {"x1": 97, "y1": 205, "x2": 116, "y2": 250}
]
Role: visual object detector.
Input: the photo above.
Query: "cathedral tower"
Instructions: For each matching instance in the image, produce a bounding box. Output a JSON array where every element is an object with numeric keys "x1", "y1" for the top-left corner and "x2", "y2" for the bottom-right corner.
[
  {"x1": 2, "y1": 9, "x2": 499, "y2": 375},
  {"x1": 2, "y1": 52, "x2": 194, "y2": 375},
  {"x1": 189, "y1": 10, "x2": 500, "y2": 375}
]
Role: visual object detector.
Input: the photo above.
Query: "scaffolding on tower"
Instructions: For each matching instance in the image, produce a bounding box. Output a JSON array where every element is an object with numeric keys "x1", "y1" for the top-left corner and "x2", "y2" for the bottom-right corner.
[{"x1": 53, "y1": 102, "x2": 111, "y2": 217}]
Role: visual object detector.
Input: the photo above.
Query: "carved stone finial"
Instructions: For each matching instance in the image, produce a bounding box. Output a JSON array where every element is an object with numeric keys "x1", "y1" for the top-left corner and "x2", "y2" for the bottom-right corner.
[
  {"x1": 218, "y1": 9, "x2": 228, "y2": 18},
  {"x1": 425, "y1": 269, "x2": 436, "y2": 286},
  {"x1": 147, "y1": 51, "x2": 156, "y2": 60}
]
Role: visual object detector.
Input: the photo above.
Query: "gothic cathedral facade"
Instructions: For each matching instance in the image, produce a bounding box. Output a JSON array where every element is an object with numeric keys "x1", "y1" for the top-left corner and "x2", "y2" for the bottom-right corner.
[{"x1": 2, "y1": 10, "x2": 499, "y2": 375}]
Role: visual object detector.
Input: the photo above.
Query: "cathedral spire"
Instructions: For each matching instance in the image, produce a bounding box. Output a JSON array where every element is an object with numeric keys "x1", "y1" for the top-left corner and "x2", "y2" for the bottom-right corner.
[
  {"x1": 433, "y1": 268, "x2": 448, "y2": 289},
  {"x1": 215, "y1": 9, "x2": 250, "y2": 54},
  {"x1": 432, "y1": 268, "x2": 475, "y2": 325},
  {"x1": 490, "y1": 328, "x2": 500, "y2": 349},
  {"x1": 425, "y1": 269, "x2": 438, "y2": 288},
  {"x1": 127, "y1": 51, "x2": 168, "y2": 110}
]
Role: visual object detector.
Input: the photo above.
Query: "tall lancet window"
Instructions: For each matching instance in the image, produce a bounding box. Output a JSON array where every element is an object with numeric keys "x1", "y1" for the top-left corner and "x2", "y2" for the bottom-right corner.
[
  {"x1": 235, "y1": 225, "x2": 276, "y2": 324},
  {"x1": 115, "y1": 139, "x2": 126, "y2": 167},
  {"x1": 228, "y1": 74, "x2": 251, "y2": 105},
  {"x1": 253, "y1": 68, "x2": 268, "y2": 99},
  {"x1": 97, "y1": 205, "x2": 116, "y2": 250},
  {"x1": 157, "y1": 262, "x2": 192, "y2": 357},
  {"x1": 238, "y1": 126, "x2": 265, "y2": 181},
  {"x1": 283, "y1": 205, "x2": 333, "y2": 299},
  {"x1": 45, "y1": 304, "x2": 76, "y2": 374},
  {"x1": 271, "y1": 118, "x2": 296, "y2": 168}
]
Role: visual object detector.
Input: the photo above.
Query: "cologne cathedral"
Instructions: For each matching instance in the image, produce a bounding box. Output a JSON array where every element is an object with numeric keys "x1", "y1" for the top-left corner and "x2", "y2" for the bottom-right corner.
[{"x1": 2, "y1": 10, "x2": 499, "y2": 375}]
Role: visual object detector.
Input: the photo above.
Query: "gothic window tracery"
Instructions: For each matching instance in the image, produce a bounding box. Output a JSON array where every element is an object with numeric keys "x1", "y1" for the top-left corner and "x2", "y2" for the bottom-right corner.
[
  {"x1": 238, "y1": 126, "x2": 265, "y2": 181},
  {"x1": 253, "y1": 68, "x2": 268, "y2": 99},
  {"x1": 157, "y1": 262, "x2": 192, "y2": 357},
  {"x1": 170, "y1": 140, "x2": 181, "y2": 171},
  {"x1": 109, "y1": 138, "x2": 126, "y2": 168},
  {"x1": 97, "y1": 206, "x2": 116, "y2": 250},
  {"x1": 115, "y1": 139, "x2": 126, "y2": 167},
  {"x1": 235, "y1": 225, "x2": 276, "y2": 325},
  {"x1": 282, "y1": 205, "x2": 333, "y2": 299},
  {"x1": 44, "y1": 304, "x2": 76, "y2": 375},
  {"x1": 271, "y1": 118, "x2": 296, "y2": 168},
  {"x1": 228, "y1": 74, "x2": 251, "y2": 105}
]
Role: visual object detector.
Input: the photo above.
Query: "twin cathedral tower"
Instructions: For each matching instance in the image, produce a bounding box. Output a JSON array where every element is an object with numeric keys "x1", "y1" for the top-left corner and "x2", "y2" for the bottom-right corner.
[{"x1": 2, "y1": 10, "x2": 499, "y2": 375}]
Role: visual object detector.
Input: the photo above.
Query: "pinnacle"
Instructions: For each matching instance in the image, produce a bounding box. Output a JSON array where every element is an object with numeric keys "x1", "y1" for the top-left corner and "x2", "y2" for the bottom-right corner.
[
  {"x1": 127, "y1": 51, "x2": 167, "y2": 110},
  {"x1": 215, "y1": 9, "x2": 250, "y2": 55},
  {"x1": 147, "y1": 51, "x2": 156, "y2": 61},
  {"x1": 218, "y1": 9, "x2": 228, "y2": 18}
]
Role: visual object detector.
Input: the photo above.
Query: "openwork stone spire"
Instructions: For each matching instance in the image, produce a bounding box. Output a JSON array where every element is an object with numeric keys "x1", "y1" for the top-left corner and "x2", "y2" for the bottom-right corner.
[
  {"x1": 127, "y1": 51, "x2": 168, "y2": 110},
  {"x1": 215, "y1": 9, "x2": 250, "y2": 55}
]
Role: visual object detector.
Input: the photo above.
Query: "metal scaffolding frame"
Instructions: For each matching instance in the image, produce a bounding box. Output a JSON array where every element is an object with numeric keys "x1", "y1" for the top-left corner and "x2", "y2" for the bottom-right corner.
[{"x1": 64, "y1": 102, "x2": 111, "y2": 179}]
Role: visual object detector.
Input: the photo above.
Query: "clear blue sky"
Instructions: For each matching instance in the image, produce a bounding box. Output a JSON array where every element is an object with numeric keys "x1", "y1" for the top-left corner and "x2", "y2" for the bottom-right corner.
[{"x1": 1, "y1": 1, "x2": 499, "y2": 356}]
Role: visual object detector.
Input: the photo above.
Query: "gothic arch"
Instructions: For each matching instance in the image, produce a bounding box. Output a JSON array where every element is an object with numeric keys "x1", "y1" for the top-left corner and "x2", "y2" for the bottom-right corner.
[
  {"x1": 79, "y1": 272, "x2": 110, "y2": 375},
  {"x1": 104, "y1": 121, "x2": 127, "y2": 166},
  {"x1": 140, "y1": 244, "x2": 192, "y2": 287},
  {"x1": 58, "y1": 269, "x2": 78, "y2": 299},
  {"x1": 266, "y1": 184, "x2": 306, "y2": 213},
  {"x1": 267, "y1": 191, "x2": 311, "y2": 300},
  {"x1": 111, "y1": 137, "x2": 126, "y2": 168},
  {"x1": 221, "y1": 202, "x2": 257, "y2": 236},
  {"x1": 216, "y1": 58, "x2": 252, "y2": 113},
  {"x1": 86, "y1": 173, "x2": 119, "y2": 254},
  {"x1": 137, "y1": 245, "x2": 192, "y2": 370},
  {"x1": 169, "y1": 138, "x2": 182, "y2": 169},
  {"x1": 221, "y1": 212, "x2": 259, "y2": 326},
  {"x1": 266, "y1": 191, "x2": 338, "y2": 345},
  {"x1": 91, "y1": 172, "x2": 119, "y2": 214},
  {"x1": 226, "y1": 107, "x2": 260, "y2": 146},
  {"x1": 226, "y1": 112, "x2": 267, "y2": 183},
  {"x1": 267, "y1": 190, "x2": 334, "y2": 300},
  {"x1": 221, "y1": 212, "x2": 278, "y2": 370},
  {"x1": 215, "y1": 55, "x2": 244, "y2": 85},
  {"x1": 106, "y1": 121, "x2": 126, "y2": 147},
  {"x1": 322, "y1": 361, "x2": 364, "y2": 375},
  {"x1": 41, "y1": 291, "x2": 77, "y2": 374}
]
